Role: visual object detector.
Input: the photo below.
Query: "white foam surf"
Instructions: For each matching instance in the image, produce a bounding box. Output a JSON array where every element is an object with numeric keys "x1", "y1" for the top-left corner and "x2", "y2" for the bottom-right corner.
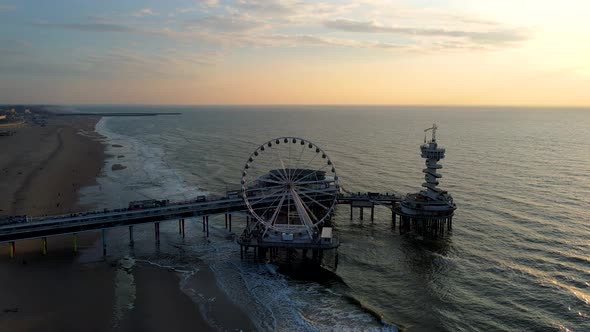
[{"x1": 84, "y1": 115, "x2": 397, "y2": 332}]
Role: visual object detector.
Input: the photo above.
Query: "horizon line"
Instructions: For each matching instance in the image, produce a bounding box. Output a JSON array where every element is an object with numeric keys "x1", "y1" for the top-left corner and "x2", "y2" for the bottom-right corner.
[{"x1": 2, "y1": 103, "x2": 590, "y2": 109}]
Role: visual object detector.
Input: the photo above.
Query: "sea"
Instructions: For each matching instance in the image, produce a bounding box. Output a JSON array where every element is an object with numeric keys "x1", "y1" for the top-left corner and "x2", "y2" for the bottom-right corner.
[{"x1": 75, "y1": 105, "x2": 589, "y2": 331}]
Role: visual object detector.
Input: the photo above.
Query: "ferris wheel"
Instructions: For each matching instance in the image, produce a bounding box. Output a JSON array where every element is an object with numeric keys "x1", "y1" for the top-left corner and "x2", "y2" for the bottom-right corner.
[{"x1": 241, "y1": 137, "x2": 339, "y2": 239}]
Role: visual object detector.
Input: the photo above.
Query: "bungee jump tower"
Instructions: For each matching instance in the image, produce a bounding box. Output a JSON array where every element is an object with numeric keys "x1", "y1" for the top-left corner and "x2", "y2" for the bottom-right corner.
[{"x1": 393, "y1": 124, "x2": 456, "y2": 237}]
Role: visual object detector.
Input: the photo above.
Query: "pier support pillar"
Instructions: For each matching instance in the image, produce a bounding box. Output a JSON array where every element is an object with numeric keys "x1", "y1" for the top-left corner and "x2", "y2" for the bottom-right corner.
[
  {"x1": 155, "y1": 222, "x2": 160, "y2": 243},
  {"x1": 202, "y1": 216, "x2": 206, "y2": 232},
  {"x1": 360, "y1": 207, "x2": 364, "y2": 220},
  {"x1": 129, "y1": 225, "x2": 134, "y2": 245},
  {"x1": 179, "y1": 219, "x2": 182, "y2": 234},
  {"x1": 73, "y1": 233, "x2": 78, "y2": 253},
  {"x1": 350, "y1": 204, "x2": 353, "y2": 220},
  {"x1": 224, "y1": 214, "x2": 228, "y2": 229},
  {"x1": 206, "y1": 216, "x2": 209, "y2": 238},
  {"x1": 9, "y1": 241, "x2": 15, "y2": 259},
  {"x1": 42, "y1": 237, "x2": 47, "y2": 256},
  {"x1": 102, "y1": 229, "x2": 107, "y2": 256},
  {"x1": 228, "y1": 214, "x2": 232, "y2": 232},
  {"x1": 370, "y1": 206, "x2": 375, "y2": 222},
  {"x1": 181, "y1": 219, "x2": 185, "y2": 238}
]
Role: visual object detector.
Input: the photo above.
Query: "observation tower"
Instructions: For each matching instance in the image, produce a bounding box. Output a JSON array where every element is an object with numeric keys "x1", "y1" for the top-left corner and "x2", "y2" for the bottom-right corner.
[{"x1": 394, "y1": 124, "x2": 456, "y2": 236}]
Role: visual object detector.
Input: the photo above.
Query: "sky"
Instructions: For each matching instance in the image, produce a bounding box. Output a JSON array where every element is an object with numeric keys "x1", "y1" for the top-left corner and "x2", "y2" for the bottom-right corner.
[{"x1": 0, "y1": 0, "x2": 589, "y2": 106}]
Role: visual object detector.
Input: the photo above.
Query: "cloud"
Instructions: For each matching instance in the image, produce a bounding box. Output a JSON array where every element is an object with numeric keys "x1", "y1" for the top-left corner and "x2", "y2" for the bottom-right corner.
[
  {"x1": 229, "y1": 0, "x2": 358, "y2": 23},
  {"x1": 0, "y1": 62, "x2": 85, "y2": 77},
  {"x1": 26, "y1": 1, "x2": 533, "y2": 70},
  {"x1": 79, "y1": 48, "x2": 220, "y2": 79},
  {"x1": 131, "y1": 8, "x2": 158, "y2": 17},
  {"x1": 202, "y1": 0, "x2": 219, "y2": 7},
  {"x1": 184, "y1": 14, "x2": 267, "y2": 32},
  {"x1": 233, "y1": 0, "x2": 297, "y2": 17},
  {"x1": 0, "y1": 38, "x2": 31, "y2": 48},
  {"x1": 31, "y1": 20, "x2": 179, "y2": 39},
  {"x1": 324, "y1": 18, "x2": 531, "y2": 45},
  {"x1": 261, "y1": 34, "x2": 403, "y2": 49},
  {"x1": 33, "y1": 22, "x2": 141, "y2": 33},
  {"x1": 452, "y1": 16, "x2": 501, "y2": 26},
  {"x1": 0, "y1": 4, "x2": 15, "y2": 12},
  {"x1": 1, "y1": 46, "x2": 220, "y2": 80}
]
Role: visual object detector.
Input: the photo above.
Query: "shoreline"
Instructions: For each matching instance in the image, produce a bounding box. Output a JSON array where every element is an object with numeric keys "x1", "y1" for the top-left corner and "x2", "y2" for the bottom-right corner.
[
  {"x1": 0, "y1": 115, "x2": 116, "y2": 330},
  {"x1": 0, "y1": 116, "x2": 104, "y2": 216},
  {"x1": 0, "y1": 115, "x2": 257, "y2": 331}
]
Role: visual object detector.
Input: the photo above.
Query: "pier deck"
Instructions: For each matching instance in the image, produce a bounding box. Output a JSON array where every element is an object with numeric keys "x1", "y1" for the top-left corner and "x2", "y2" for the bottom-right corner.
[{"x1": 0, "y1": 192, "x2": 401, "y2": 244}]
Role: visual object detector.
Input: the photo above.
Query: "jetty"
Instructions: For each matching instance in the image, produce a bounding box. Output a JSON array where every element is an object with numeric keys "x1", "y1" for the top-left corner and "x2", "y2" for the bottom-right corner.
[
  {"x1": 0, "y1": 192, "x2": 399, "y2": 256},
  {"x1": 0, "y1": 128, "x2": 456, "y2": 266},
  {"x1": 53, "y1": 112, "x2": 181, "y2": 117}
]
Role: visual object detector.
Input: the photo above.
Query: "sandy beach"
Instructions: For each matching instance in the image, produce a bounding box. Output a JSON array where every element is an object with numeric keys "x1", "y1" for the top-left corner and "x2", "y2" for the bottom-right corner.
[
  {"x1": 0, "y1": 116, "x2": 104, "y2": 216},
  {"x1": 0, "y1": 116, "x2": 256, "y2": 331}
]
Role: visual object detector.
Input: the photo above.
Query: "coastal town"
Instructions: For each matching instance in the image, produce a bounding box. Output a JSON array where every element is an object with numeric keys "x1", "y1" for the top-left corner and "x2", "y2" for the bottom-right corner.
[
  {"x1": 0, "y1": 105, "x2": 50, "y2": 136},
  {"x1": 0, "y1": 0, "x2": 588, "y2": 331}
]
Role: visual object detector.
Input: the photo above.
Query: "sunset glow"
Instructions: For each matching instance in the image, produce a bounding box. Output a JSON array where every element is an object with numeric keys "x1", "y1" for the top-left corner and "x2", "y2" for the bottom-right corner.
[{"x1": 0, "y1": 0, "x2": 589, "y2": 106}]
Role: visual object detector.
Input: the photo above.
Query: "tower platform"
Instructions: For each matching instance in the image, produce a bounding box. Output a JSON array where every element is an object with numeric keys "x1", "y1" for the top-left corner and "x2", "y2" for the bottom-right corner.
[{"x1": 396, "y1": 124, "x2": 456, "y2": 237}]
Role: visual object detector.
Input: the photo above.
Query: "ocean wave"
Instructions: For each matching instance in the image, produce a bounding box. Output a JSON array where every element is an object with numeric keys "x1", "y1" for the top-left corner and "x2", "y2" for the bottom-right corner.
[
  {"x1": 92, "y1": 117, "x2": 208, "y2": 206},
  {"x1": 75, "y1": 108, "x2": 590, "y2": 332},
  {"x1": 94, "y1": 117, "x2": 403, "y2": 331}
]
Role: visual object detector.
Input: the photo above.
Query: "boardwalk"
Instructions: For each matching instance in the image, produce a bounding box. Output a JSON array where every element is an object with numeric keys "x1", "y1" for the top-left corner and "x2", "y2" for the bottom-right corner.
[{"x1": 0, "y1": 192, "x2": 401, "y2": 244}]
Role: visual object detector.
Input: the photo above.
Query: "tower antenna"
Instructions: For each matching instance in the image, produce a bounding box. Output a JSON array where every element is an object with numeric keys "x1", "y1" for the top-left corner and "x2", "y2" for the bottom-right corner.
[{"x1": 424, "y1": 123, "x2": 437, "y2": 142}]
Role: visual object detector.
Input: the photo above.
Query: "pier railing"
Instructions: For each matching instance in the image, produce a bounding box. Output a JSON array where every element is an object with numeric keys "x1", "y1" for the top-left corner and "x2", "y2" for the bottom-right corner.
[{"x1": 0, "y1": 192, "x2": 402, "y2": 244}]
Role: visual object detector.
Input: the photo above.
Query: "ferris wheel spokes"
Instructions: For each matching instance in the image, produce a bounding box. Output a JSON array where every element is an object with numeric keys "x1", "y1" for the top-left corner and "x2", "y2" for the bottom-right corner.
[
  {"x1": 294, "y1": 163, "x2": 332, "y2": 185},
  {"x1": 298, "y1": 194, "x2": 320, "y2": 224},
  {"x1": 241, "y1": 137, "x2": 338, "y2": 239},
  {"x1": 294, "y1": 186, "x2": 338, "y2": 196},
  {"x1": 290, "y1": 189, "x2": 315, "y2": 238},
  {"x1": 291, "y1": 143, "x2": 306, "y2": 181},
  {"x1": 251, "y1": 193, "x2": 284, "y2": 213},
  {"x1": 291, "y1": 150, "x2": 320, "y2": 182},
  {"x1": 296, "y1": 190, "x2": 331, "y2": 211},
  {"x1": 269, "y1": 167, "x2": 288, "y2": 183},
  {"x1": 271, "y1": 141, "x2": 290, "y2": 181},
  {"x1": 247, "y1": 186, "x2": 286, "y2": 209},
  {"x1": 255, "y1": 178, "x2": 286, "y2": 186},
  {"x1": 269, "y1": 193, "x2": 287, "y2": 226}
]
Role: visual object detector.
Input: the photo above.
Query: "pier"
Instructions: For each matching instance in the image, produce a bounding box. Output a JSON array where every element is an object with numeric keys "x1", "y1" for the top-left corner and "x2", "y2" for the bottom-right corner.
[
  {"x1": 0, "y1": 131, "x2": 456, "y2": 263},
  {"x1": 0, "y1": 192, "x2": 400, "y2": 243},
  {"x1": 0, "y1": 192, "x2": 399, "y2": 257}
]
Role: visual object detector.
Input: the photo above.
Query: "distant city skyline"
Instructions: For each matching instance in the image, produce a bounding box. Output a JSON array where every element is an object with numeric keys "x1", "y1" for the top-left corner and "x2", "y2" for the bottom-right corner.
[{"x1": 0, "y1": 0, "x2": 588, "y2": 106}]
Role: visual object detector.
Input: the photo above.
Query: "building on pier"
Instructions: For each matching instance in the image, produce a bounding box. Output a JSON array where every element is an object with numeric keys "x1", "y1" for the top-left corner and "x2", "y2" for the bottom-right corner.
[
  {"x1": 1, "y1": 133, "x2": 457, "y2": 259},
  {"x1": 237, "y1": 137, "x2": 340, "y2": 268},
  {"x1": 394, "y1": 124, "x2": 456, "y2": 236}
]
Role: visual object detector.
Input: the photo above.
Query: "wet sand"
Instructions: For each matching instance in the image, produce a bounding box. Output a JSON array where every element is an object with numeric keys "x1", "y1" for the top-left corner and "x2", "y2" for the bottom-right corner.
[
  {"x1": 0, "y1": 116, "x2": 115, "y2": 330},
  {"x1": 0, "y1": 116, "x2": 104, "y2": 215},
  {"x1": 116, "y1": 264, "x2": 214, "y2": 332},
  {"x1": 0, "y1": 117, "x2": 256, "y2": 331},
  {"x1": 0, "y1": 251, "x2": 116, "y2": 331}
]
